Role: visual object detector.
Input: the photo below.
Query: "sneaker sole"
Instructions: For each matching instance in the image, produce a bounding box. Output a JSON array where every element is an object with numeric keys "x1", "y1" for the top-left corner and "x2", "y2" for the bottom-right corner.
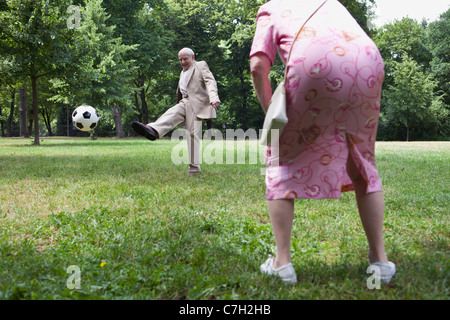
[{"x1": 282, "y1": 276, "x2": 297, "y2": 285}]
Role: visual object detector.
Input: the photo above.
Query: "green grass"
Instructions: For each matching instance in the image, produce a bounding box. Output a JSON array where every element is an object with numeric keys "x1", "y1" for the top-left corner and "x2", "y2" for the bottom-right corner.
[{"x1": 0, "y1": 137, "x2": 448, "y2": 300}]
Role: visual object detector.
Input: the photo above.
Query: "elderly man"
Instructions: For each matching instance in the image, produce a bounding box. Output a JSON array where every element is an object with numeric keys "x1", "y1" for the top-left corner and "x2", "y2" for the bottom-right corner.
[{"x1": 132, "y1": 48, "x2": 221, "y2": 175}]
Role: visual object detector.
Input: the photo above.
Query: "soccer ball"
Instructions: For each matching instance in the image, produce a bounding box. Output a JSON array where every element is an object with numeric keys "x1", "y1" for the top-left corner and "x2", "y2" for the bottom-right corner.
[{"x1": 72, "y1": 105, "x2": 99, "y2": 132}]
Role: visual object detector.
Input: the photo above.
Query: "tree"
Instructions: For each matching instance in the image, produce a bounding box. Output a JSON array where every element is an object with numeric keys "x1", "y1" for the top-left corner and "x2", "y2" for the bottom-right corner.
[
  {"x1": 339, "y1": 0, "x2": 376, "y2": 34},
  {"x1": 427, "y1": 9, "x2": 450, "y2": 139},
  {"x1": 382, "y1": 56, "x2": 446, "y2": 141},
  {"x1": 50, "y1": 0, "x2": 137, "y2": 138},
  {"x1": 218, "y1": 0, "x2": 263, "y2": 130},
  {"x1": 373, "y1": 11, "x2": 450, "y2": 141},
  {"x1": 0, "y1": 87, "x2": 16, "y2": 137},
  {"x1": 0, "y1": 0, "x2": 81, "y2": 145},
  {"x1": 427, "y1": 9, "x2": 450, "y2": 107},
  {"x1": 148, "y1": 0, "x2": 232, "y2": 130},
  {"x1": 19, "y1": 85, "x2": 29, "y2": 137},
  {"x1": 38, "y1": 78, "x2": 60, "y2": 136},
  {"x1": 101, "y1": 0, "x2": 169, "y2": 125},
  {"x1": 0, "y1": 25, "x2": 23, "y2": 137},
  {"x1": 87, "y1": 0, "x2": 137, "y2": 138},
  {"x1": 374, "y1": 17, "x2": 431, "y2": 69}
]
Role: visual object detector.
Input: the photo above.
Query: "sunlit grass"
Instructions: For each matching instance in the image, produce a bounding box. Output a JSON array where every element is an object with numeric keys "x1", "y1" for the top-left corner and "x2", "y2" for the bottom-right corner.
[{"x1": 0, "y1": 138, "x2": 448, "y2": 300}]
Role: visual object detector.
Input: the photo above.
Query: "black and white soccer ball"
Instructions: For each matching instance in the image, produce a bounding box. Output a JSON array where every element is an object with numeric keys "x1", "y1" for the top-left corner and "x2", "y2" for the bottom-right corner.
[{"x1": 72, "y1": 105, "x2": 99, "y2": 132}]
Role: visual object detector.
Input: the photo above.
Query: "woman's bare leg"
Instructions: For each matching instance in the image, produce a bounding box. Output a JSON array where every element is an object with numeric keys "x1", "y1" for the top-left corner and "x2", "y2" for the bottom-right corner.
[
  {"x1": 347, "y1": 155, "x2": 388, "y2": 263},
  {"x1": 267, "y1": 199, "x2": 295, "y2": 268}
]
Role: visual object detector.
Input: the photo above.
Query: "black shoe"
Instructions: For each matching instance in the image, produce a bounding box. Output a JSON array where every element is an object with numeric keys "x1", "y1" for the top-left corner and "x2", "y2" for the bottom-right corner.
[{"x1": 132, "y1": 121, "x2": 158, "y2": 141}]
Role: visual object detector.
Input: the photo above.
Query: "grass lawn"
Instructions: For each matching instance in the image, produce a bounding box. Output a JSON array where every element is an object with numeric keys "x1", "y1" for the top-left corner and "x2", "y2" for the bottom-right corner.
[{"x1": 0, "y1": 137, "x2": 448, "y2": 300}]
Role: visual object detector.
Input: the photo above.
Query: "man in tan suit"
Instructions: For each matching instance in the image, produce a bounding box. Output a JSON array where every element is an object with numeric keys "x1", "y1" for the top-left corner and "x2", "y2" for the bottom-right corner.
[{"x1": 132, "y1": 48, "x2": 220, "y2": 175}]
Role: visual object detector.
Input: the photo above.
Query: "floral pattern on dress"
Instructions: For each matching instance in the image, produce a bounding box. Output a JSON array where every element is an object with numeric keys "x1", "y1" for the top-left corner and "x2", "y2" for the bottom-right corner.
[{"x1": 250, "y1": 0, "x2": 385, "y2": 199}]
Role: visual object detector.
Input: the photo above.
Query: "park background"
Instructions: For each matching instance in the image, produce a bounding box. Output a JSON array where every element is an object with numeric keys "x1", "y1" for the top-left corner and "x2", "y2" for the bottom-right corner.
[
  {"x1": 0, "y1": 0, "x2": 449, "y2": 301},
  {"x1": 0, "y1": 0, "x2": 449, "y2": 144}
]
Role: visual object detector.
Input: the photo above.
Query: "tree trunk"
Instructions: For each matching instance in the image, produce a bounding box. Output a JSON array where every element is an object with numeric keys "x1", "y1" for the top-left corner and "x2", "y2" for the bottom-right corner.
[
  {"x1": 111, "y1": 104, "x2": 125, "y2": 138},
  {"x1": 7, "y1": 89, "x2": 15, "y2": 137},
  {"x1": 240, "y1": 72, "x2": 248, "y2": 131},
  {"x1": 0, "y1": 105, "x2": 4, "y2": 137},
  {"x1": 41, "y1": 107, "x2": 53, "y2": 136},
  {"x1": 90, "y1": 129, "x2": 98, "y2": 140},
  {"x1": 140, "y1": 87, "x2": 149, "y2": 125},
  {"x1": 20, "y1": 85, "x2": 29, "y2": 138},
  {"x1": 32, "y1": 76, "x2": 39, "y2": 145},
  {"x1": 406, "y1": 124, "x2": 410, "y2": 142},
  {"x1": 28, "y1": 117, "x2": 33, "y2": 138},
  {"x1": 134, "y1": 91, "x2": 142, "y2": 123}
]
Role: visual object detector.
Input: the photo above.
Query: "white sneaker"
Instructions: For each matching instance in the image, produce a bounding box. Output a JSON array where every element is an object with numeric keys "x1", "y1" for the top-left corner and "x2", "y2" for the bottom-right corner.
[
  {"x1": 370, "y1": 261, "x2": 396, "y2": 284},
  {"x1": 260, "y1": 257, "x2": 297, "y2": 285}
]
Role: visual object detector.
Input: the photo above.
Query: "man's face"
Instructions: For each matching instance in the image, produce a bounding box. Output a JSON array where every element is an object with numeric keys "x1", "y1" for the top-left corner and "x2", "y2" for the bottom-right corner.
[{"x1": 179, "y1": 52, "x2": 194, "y2": 71}]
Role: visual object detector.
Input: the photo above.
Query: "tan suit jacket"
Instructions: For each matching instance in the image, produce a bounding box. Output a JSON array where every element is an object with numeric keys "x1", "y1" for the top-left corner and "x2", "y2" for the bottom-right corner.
[{"x1": 176, "y1": 61, "x2": 220, "y2": 120}]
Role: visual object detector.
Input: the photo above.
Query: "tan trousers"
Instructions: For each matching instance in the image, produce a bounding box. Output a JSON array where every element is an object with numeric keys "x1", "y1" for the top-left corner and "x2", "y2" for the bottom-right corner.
[{"x1": 148, "y1": 99, "x2": 202, "y2": 173}]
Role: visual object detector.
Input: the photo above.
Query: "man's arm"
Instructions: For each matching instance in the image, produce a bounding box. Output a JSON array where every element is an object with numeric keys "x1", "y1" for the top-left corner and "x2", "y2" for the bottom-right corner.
[{"x1": 199, "y1": 61, "x2": 220, "y2": 109}]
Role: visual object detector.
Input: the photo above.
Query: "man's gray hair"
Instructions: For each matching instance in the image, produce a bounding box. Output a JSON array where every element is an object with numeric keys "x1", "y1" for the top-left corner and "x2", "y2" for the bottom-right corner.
[{"x1": 179, "y1": 47, "x2": 195, "y2": 58}]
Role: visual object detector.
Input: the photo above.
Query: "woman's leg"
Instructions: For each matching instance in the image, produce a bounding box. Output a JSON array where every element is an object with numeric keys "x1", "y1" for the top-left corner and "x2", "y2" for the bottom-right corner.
[
  {"x1": 346, "y1": 155, "x2": 388, "y2": 263},
  {"x1": 267, "y1": 199, "x2": 295, "y2": 268}
]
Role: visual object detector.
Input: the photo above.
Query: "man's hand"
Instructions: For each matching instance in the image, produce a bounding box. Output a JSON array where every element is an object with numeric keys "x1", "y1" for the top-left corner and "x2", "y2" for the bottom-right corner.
[{"x1": 211, "y1": 101, "x2": 220, "y2": 110}]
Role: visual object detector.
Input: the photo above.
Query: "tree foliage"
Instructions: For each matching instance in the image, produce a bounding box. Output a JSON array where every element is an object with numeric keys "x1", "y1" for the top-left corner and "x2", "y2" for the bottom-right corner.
[
  {"x1": 0, "y1": 0, "x2": 78, "y2": 144},
  {"x1": 374, "y1": 14, "x2": 449, "y2": 140},
  {"x1": 382, "y1": 56, "x2": 445, "y2": 141},
  {"x1": 427, "y1": 9, "x2": 450, "y2": 107},
  {"x1": 0, "y1": 0, "x2": 448, "y2": 141}
]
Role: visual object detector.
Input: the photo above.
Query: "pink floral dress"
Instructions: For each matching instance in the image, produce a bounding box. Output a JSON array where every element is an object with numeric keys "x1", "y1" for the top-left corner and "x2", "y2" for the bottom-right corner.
[{"x1": 250, "y1": 0, "x2": 385, "y2": 200}]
